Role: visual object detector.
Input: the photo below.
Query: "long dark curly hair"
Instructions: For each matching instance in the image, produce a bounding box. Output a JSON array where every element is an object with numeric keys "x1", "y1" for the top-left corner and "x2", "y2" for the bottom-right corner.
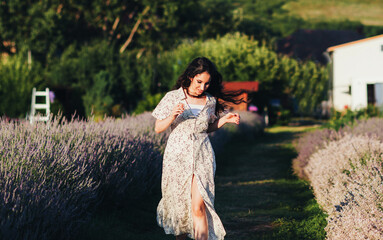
[{"x1": 173, "y1": 57, "x2": 247, "y2": 115}]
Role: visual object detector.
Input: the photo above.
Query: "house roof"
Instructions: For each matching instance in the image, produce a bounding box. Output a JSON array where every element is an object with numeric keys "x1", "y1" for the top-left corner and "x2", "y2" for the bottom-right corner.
[
  {"x1": 222, "y1": 81, "x2": 259, "y2": 92},
  {"x1": 327, "y1": 34, "x2": 383, "y2": 52}
]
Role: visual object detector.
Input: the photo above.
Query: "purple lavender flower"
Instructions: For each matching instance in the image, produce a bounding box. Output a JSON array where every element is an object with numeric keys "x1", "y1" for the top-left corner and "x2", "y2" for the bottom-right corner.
[
  {"x1": 49, "y1": 91, "x2": 55, "y2": 103},
  {"x1": 0, "y1": 110, "x2": 263, "y2": 239}
]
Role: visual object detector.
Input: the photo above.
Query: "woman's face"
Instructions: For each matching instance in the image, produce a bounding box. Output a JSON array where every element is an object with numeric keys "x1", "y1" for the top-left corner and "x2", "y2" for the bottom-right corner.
[{"x1": 189, "y1": 72, "x2": 211, "y2": 96}]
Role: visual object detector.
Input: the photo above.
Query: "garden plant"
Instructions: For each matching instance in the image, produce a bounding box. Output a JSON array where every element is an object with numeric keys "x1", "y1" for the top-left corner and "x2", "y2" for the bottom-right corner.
[
  {"x1": 294, "y1": 116, "x2": 383, "y2": 239},
  {"x1": 0, "y1": 111, "x2": 263, "y2": 240}
]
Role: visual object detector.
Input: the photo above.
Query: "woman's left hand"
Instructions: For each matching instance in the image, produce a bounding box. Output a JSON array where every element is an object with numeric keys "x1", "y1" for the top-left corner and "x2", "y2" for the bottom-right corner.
[{"x1": 224, "y1": 113, "x2": 240, "y2": 125}]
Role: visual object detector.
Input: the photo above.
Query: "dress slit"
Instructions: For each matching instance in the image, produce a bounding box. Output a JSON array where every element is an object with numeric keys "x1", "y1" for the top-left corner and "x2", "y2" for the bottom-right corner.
[{"x1": 191, "y1": 174, "x2": 212, "y2": 228}]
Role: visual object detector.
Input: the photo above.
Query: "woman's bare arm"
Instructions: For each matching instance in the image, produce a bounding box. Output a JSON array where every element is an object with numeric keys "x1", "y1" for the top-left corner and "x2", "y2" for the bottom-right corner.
[
  {"x1": 155, "y1": 103, "x2": 184, "y2": 133},
  {"x1": 207, "y1": 113, "x2": 240, "y2": 133},
  {"x1": 155, "y1": 115, "x2": 177, "y2": 133}
]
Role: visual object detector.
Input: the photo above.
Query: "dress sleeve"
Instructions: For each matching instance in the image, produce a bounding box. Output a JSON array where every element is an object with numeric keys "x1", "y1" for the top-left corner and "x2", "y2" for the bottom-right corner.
[
  {"x1": 209, "y1": 112, "x2": 218, "y2": 123},
  {"x1": 152, "y1": 92, "x2": 174, "y2": 120}
]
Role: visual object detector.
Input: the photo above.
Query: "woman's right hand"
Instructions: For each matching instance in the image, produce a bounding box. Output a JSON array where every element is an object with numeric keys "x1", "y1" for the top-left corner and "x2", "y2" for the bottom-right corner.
[
  {"x1": 155, "y1": 103, "x2": 185, "y2": 134},
  {"x1": 171, "y1": 103, "x2": 185, "y2": 117}
]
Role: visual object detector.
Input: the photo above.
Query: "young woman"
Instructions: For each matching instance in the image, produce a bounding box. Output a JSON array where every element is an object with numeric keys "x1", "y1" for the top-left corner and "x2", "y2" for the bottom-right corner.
[{"x1": 152, "y1": 57, "x2": 245, "y2": 240}]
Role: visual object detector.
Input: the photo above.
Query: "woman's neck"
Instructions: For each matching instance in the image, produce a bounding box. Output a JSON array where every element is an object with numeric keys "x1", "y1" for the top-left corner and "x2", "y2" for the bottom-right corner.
[{"x1": 185, "y1": 88, "x2": 204, "y2": 99}]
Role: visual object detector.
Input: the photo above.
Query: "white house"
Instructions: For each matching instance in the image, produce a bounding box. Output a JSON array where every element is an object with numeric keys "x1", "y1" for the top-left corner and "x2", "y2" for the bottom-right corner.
[{"x1": 327, "y1": 34, "x2": 383, "y2": 111}]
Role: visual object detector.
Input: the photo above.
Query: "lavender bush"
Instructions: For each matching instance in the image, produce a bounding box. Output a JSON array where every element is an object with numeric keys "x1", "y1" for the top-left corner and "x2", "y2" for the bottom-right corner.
[
  {"x1": 344, "y1": 117, "x2": 383, "y2": 140},
  {"x1": 293, "y1": 117, "x2": 383, "y2": 180},
  {"x1": 0, "y1": 111, "x2": 262, "y2": 240},
  {"x1": 0, "y1": 113, "x2": 166, "y2": 240},
  {"x1": 304, "y1": 135, "x2": 383, "y2": 239},
  {"x1": 292, "y1": 128, "x2": 342, "y2": 180},
  {"x1": 209, "y1": 111, "x2": 264, "y2": 152},
  {"x1": 293, "y1": 118, "x2": 383, "y2": 239}
]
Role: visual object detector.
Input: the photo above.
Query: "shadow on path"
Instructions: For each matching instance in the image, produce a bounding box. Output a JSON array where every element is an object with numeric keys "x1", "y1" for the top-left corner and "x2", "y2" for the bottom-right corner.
[{"x1": 215, "y1": 126, "x2": 326, "y2": 240}]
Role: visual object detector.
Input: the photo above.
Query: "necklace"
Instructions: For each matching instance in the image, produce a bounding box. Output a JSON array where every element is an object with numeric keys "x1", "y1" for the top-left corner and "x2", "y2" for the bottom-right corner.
[{"x1": 184, "y1": 89, "x2": 204, "y2": 99}]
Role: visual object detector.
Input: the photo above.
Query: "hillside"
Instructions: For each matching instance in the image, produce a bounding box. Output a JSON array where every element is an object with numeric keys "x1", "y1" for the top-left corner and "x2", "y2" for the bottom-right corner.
[{"x1": 283, "y1": 0, "x2": 383, "y2": 26}]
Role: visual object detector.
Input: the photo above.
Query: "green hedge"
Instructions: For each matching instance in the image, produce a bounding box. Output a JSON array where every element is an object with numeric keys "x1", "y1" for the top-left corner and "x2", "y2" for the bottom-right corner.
[
  {"x1": 0, "y1": 52, "x2": 44, "y2": 118},
  {"x1": 1, "y1": 33, "x2": 328, "y2": 118},
  {"x1": 150, "y1": 33, "x2": 328, "y2": 114}
]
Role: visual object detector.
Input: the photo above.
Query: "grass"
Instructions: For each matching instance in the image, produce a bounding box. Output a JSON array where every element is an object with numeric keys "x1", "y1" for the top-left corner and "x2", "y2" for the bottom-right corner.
[
  {"x1": 77, "y1": 125, "x2": 327, "y2": 239},
  {"x1": 214, "y1": 125, "x2": 327, "y2": 239},
  {"x1": 283, "y1": 0, "x2": 383, "y2": 26}
]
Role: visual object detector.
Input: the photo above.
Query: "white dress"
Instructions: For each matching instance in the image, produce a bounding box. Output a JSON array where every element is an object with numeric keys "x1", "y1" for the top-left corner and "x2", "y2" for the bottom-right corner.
[{"x1": 152, "y1": 87, "x2": 226, "y2": 239}]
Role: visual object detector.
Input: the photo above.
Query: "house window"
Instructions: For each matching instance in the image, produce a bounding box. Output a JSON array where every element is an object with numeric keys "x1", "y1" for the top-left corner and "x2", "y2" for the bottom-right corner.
[{"x1": 381, "y1": 45, "x2": 383, "y2": 51}]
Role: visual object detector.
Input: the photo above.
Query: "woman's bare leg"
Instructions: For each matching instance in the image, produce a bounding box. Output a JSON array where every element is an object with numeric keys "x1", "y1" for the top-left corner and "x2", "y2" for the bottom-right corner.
[
  {"x1": 191, "y1": 175, "x2": 208, "y2": 240},
  {"x1": 176, "y1": 233, "x2": 187, "y2": 240}
]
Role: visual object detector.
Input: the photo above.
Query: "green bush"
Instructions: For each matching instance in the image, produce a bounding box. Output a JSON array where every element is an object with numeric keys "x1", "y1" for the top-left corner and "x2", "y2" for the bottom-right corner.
[
  {"x1": 0, "y1": 52, "x2": 44, "y2": 118},
  {"x1": 2, "y1": 33, "x2": 329, "y2": 119},
  {"x1": 47, "y1": 41, "x2": 162, "y2": 117},
  {"x1": 47, "y1": 42, "x2": 116, "y2": 89},
  {"x1": 270, "y1": 107, "x2": 291, "y2": 126},
  {"x1": 324, "y1": 105, "x2": 382, "y2": 131},
  {"x1": 154, "y1": 33, "x2": 328, "y2": 115},
  {"x1": 82, "y1": 70, "x2": 114, "y2": 117},
  {"x1": 119, "y1": 51, "x2": 141, "y2": 111},
  {"x1": 133, "y1": 93, "x2": 165, "y2": 115},
  {"x1": 47, "y1": 41, "x2": 126, "y2": 117}
]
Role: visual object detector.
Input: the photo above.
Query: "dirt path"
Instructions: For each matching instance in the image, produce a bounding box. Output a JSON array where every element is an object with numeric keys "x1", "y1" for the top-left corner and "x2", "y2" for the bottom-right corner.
[{"x1": 214, "y1": 126, "x2": 326, "y2": 240}]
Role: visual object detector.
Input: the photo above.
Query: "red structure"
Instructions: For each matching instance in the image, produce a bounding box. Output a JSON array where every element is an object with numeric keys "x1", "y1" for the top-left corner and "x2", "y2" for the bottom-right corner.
[{"x1": 221, "y1": 81, "x2": 259, "y2": 111}]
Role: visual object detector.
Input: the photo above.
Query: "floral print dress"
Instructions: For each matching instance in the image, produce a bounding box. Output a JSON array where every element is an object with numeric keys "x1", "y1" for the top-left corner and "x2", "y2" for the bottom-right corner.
[{"x1": 152, "y1": 87, "x2": 226, "y2": 240}]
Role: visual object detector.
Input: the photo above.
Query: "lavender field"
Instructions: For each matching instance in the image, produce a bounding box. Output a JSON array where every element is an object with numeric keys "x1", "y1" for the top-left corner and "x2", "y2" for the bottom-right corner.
[
  {"x1": 0, "y1": 111, "x2": 263, "y2": 240},
  {"x1": 294, "y1": 118, "x2": 383, "y2": 239}
]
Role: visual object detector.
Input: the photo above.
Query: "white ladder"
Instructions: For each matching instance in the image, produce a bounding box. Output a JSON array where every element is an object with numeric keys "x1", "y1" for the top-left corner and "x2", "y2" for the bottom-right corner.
[{"x1": 30, "y1": 88, "x2": 50, "y2": 124}]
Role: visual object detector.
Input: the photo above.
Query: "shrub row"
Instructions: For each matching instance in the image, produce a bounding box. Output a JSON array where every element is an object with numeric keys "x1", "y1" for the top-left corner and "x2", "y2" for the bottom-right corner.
[
  {"x1": 293, "y1": 118, "x2": 383, "y2": 239},
  {"x1": 0, "y1": 53, "x2": 43, "y2": 118},
  {"x1": 0, "y1": 113, "x2": 166, "y2": 239},
  {"x1": 153, "y1": 33, "x2": 328, "y2": 115},
  {"x1": 0, "y1": 111, "x2": 263, "y2": 240},
  {"x1": 293, "y1": 118, "x2": 383, "y2": 179},
  {"x1": 1, "y1": 33, "x2": 328, "y2": 119}
]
